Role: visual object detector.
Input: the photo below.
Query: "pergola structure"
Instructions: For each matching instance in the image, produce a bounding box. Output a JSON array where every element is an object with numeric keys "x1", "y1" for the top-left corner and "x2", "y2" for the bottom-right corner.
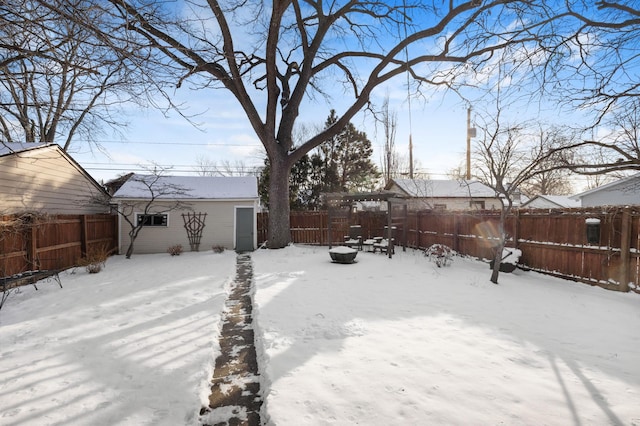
[{"x1": 324, "y1": 191, "x2": 408, "y2": 258}]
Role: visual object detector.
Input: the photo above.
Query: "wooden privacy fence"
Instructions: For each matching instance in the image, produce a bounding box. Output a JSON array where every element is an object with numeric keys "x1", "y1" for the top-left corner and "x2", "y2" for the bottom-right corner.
[
  {"x1": 0, "y1": 214, "x2": 118, "y2": 276},
  {"x1": 257, "y1": 207, "x2": 640, "y2": 292}
]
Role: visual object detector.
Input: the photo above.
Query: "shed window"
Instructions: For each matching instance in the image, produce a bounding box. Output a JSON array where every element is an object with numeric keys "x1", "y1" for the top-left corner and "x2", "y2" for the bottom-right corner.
[
  {"x1": 433, "y1": 204, "x2": 447, "y2": 210},
  {"x1": 470, "y1": 200, "x2": 485, "y2": 210},
  {"x1": 136, "y1": 213, "x2": 168, "y2": 227}
]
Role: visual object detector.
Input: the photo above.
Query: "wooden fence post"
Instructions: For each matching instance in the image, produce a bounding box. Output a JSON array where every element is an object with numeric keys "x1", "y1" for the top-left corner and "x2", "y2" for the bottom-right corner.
[
  {"x1": 113, "y1": 214, "x2": 119, "y2": 254},
  {"x1": 453, "y1": 213, "x2": 459, "y2": 253},
  {"x1": 402, "y1": 204, "x2": 408, "y2": 252},
  {"x1": 387, "y1": 199, "x2": 393, "y2": 258},
  {"x1": 327, "y1": 208, "x2": 333, "y2": 248},
  {"x1": 80, "y1": 215, "x2": 88, "y2": 258},
  {"x1": 514, "y1": 209, "x2": 520, "y2": 250},
  {"x1": 619, "y1": 207, "x2": 631, "y2": 292},
  {"x1": 416, "y1": 211, "x2": 422, "y2": 249},
  {"x1": 26, "y1": 222, "x2": 37, "y2": 269}
]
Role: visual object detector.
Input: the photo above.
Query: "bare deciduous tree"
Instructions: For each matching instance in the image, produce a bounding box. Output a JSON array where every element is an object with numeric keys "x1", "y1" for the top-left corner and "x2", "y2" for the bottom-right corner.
[
  {"x1": 519, "y1": 126, "x2": 578, "y2": 196},
  {"x1": 473, "y1": 109, "x2": 575, "y2": 284},
  {"x1": 564, "y1": 100, "x2": 640, "y2": 179},
  {"x1": 378, "y1": 95, "x2": 398, "y2": 186},
  {"x1": 0, "y1": 0, "x2": 149, "y2": 150},
  {"x1": 539, "y1": 3, "x2": 640, "y2": 176},
  {"x1": 194, "y1": 156, "x2": 258, "y2": 177},
  {"x1": 83, "y1": 1, "x2": 568, "y2": 248},
  {"x1": 561, "y1": 2, "x2": 640, "y2": 121}
]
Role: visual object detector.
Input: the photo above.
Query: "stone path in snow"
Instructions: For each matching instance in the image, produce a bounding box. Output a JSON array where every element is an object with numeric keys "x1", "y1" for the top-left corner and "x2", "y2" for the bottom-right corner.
[{"x1": 200, "y1": 253, "x2": 262, "y2": 426}]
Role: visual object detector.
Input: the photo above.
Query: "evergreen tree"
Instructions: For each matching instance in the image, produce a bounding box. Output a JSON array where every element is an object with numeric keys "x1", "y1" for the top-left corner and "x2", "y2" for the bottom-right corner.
[
  {"x1": 312, "y1": 110, "x2": 380, "y2": 194},
  {"x1": 258, "y1": 154, "x2": 313, "y2": 210},
  {"x1": 259, "y1": 111, "x2": 380, "y2": 210}
]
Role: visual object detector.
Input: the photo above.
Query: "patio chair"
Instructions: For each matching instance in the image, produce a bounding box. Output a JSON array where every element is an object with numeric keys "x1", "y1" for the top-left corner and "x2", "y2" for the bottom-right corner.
[
  {"x1": 372, "y1": 226, "x2": 395, "y2": 254},
  {"x1": 343, "y1": 225, "x2": 363, "y2": 250}
]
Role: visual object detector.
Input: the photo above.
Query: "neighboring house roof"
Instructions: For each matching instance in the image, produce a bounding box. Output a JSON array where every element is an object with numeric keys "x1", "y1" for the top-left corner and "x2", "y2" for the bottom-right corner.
[
  {"x1": 104, "y1": 172, "x2": 134, "y2": 196},
  {"x1": 112, "y1": 175, "x2": 259, "y2": 200},
  {"x1": 521, "y1": 194, "x2": 581, "y2": 209},
  {"x1": 387, "y1": 178, "x2": 497, "y2": 198},
  {"x1": 0, "y1": 142, "x2": 52, "y2": 157},
  {"x1": 572, "y1": 173, "x2": 640, "y2": 201}
]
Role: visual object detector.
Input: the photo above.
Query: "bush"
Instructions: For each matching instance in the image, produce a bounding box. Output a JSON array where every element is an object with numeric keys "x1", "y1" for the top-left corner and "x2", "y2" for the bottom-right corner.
[
  {"x1": 212, "y1": 245, "x2": 225, "y2": 254},
  {"x1": 167, "y1": 244, "x2": 183, "y2": 256},
  {"x1": 424, "y1": 244, "x2": 455, "y2": 268},
  {"x1": 78, "y1": 244, "x2": 110, "y2": 274}
]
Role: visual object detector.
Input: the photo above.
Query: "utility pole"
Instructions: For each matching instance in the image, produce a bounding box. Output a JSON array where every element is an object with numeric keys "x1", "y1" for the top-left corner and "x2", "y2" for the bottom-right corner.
[
  {"x1": 409, "y1": 134, "x2": 413, "y2": 179},
  {"x1": 466, "y1": 107, "x2": 475, "y2": 180}
]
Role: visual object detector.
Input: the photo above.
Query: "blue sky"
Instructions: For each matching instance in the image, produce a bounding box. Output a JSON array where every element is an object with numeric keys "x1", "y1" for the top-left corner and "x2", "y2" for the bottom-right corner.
[
  {"x1": 65, "y1": 2, "x2": 481, "y2": 185},
  {"x1": 65, "y1": 1, "x2": 603, "y2": 193},
  {"x1": 70, "y1": 79, "x2": 474, "y2": 183},
  {"x1": 69, "y1": 78, "x2": 596, "y2": 192}
]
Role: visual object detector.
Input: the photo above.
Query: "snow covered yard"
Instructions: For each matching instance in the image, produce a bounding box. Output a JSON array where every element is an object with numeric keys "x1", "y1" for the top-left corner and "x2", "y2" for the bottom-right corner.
[
  {"x1": 0, "y1": 245, "x2": 639, "y2": 425},
  {"x1": 0, "y1": 251, "x2": 237, "y2": 425},
  {"x1": 253, "y1": 245, "x2": 640, "y2": 425}
]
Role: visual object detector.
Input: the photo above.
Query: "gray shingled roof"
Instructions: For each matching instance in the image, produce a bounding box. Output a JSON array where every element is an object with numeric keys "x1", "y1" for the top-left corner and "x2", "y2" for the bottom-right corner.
[
  {"x1": 112, "y1": 174, "x2": 258, "y2": 199},
  {"x1": 392, "y1": 178, "x2": 496, "y2": 197},
  {"x1": 0, "y1": 142, "x2": 53, "y2": 157}
]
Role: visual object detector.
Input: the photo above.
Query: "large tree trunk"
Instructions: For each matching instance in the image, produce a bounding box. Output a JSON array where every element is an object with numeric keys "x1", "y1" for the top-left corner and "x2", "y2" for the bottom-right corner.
[
  {"x1": 490, "y1": 206, "x2": 510, "y2": 284},
  {"x1": 267, "y1": 155, "x2": 292, "y2": 248},
  {"x1": 490, "y1": 240, "x2": 505, "y2": 284}
]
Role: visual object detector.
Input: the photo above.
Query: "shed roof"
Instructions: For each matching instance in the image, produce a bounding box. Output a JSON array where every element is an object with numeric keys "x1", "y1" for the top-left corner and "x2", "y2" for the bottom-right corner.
[
  {"x1": 112, "y1": 175, "x2": 259, "y2": 199},
  {"x1": 522, "y1": 194, "x2": 581, "y2": 208},
  {"x1": 389, "y1": 178, "x2": 496, "y2": 198}
]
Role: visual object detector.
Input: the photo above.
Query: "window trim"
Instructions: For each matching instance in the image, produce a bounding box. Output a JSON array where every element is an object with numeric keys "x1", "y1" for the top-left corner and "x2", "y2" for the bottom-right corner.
[
  {"x1": 469, "y1": 200, "x2": 486, "y2": 210},
  {"x1": 135, "y1": 212, "x2": 169, "y2": 227}
]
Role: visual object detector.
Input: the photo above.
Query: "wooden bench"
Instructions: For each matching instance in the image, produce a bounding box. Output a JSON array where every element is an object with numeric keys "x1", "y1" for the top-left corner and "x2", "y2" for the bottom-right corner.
[
  {"x1": 1, "y1": 257, "x2": 64, "y2": 307},
  {"x1": 1, "y1": 266, "x2": 62, "y2": 310},
  {"x1": 1, "y1": 269, "x2": 63, "y2": 292}
]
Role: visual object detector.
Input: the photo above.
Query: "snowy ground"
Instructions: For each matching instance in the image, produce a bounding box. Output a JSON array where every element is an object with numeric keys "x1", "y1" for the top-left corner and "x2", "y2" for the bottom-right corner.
[
  {"x1": 1, "y1": 245, "x2": 639, "y2": 425},
  {"x1": 0, "y1": 251, "x2": 236, "y2": 425}
]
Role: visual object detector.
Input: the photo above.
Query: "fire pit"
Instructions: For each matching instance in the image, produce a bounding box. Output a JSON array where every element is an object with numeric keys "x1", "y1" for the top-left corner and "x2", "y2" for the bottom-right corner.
[{"x1": 329, "y1": 246, "x2": 358, "y2": 264}]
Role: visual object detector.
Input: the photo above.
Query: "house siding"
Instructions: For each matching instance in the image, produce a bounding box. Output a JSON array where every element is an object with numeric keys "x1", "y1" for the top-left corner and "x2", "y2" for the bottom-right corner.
[
  {"x1": 117, "y1": 199, "x2": 257, "y2": 255},
  {"x1": 0, "y1": 145, "x2": 108, "y2": 214},
  {"x1": 404, "y1": 197, "x2": 502, "y2": 210},
  {"x1": 580, "y1": 184, "x2": 640, "y2": 207}
]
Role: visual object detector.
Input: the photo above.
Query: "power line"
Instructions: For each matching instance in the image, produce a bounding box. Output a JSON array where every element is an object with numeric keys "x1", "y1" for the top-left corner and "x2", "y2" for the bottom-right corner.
[
  {"x1": 80, "y1": 161, "x2": 261, "y2": 167},
  {"x1": 83, "y1": 165, "x2": 262, "y2": 172},
  {"x1": 76, "y1": 139, "x2": 263, "y2": 147},
  {"x1": 81, "y1": 162, "x2": 263, "y2": 174}
]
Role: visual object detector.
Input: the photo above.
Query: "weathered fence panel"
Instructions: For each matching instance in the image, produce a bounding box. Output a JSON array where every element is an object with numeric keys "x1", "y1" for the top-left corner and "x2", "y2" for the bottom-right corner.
[
  {"x1": 0, "y1": 214, "x2": 117, "y2": 276},
  {"x1": 0, "y1": 216, "x2": 28, "y2": 275},
  {"x1": 257, "y1": 207, "x2": 640, "y2": 292},
  {"x1": 291, "y1": 211, "x2": 329, "y2": 245}
]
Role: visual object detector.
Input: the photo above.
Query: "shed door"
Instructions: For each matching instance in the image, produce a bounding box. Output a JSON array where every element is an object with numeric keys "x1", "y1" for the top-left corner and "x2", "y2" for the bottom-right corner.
[{"x1": 235, "y1": 207, "x2": 254, "y2": 252}]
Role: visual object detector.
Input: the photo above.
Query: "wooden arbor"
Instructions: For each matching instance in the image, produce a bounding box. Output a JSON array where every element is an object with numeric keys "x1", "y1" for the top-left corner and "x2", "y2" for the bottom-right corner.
[{"x1": 324, "y1": 191, "x2": 407, "y2": 258}]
